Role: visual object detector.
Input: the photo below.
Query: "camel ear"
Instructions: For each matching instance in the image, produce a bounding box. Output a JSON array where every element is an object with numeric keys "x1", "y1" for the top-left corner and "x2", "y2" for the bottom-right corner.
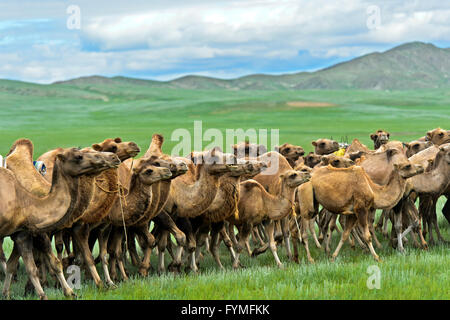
[
  {"x1": 92, "y1": 144, "x2": 102, "y2": 151},
  {"x1": 114, "y1": 137, "x2": 122, "y2": 143},
  {"x1": 387, "y1": 132, "x2": 390, "y2": 138},
  {"x1": 426, "y1": 130, "x2": 433, "y2": 140},
  {"x1": 312, "y1": 141, "x2": 317, "y2": 147},
  {"x1": 425, "y1": 141, "x2": 433, "y2": 148},
  {"x1": 210, "y1": 146, "x2": 222, "y2": 156},
  {"x1": 386, "y1": 149, "x2": 397, "y2": 159},
  {"x1": 403, "y1": 143, "x2": 410, "y2": 149},
  {"x1": 56, "y1": 153, "x2": 66, "y2": 162},
  {"x1": 370, "y1": 134, "x2": 377, "y2": 141},
  {"x1": 393, "y1": 163, "x2": 400, "y2": 169}
]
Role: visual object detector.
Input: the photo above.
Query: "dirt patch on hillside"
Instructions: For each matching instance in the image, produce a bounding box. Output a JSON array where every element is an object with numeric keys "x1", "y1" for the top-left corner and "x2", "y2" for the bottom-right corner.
[{"x1": 286, "y1": 101, "x2": 336, "y2": 108}]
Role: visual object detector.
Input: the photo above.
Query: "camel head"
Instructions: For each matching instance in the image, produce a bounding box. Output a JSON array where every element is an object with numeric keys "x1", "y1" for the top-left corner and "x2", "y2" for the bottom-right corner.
[
  {"x1": 293, "y1": 163, "x2": 313, "y2": 175},
  {"x1": 440, "y1": 144, "x2": 450, "y2": 164},
  {"x1": 232, "y1": 141, "x2": 267, "y2": 158},
  {"x1": 236, "y1": 159, "x2": 268, "y2": 178},
  {"x1": 371, "y1": 129, "x2": 390, "y2": 149},
  {"x1": 275, "y1": 143, "x2": 305, "y2": 162},
  {"x1": 303, "y1": 152, "x2": 322, "y2": 168},
  {"x1": 56, "y1": 148, "x2": 120, "y2": 177},
  {"x1": 312, "y1": 139, "x2": 339, "y2": 155},
  {"x1": 320, "y1": 154, "x2": 355, "y2": 168},
  {"x1": 280, "y1": 170, "x2": 311, "y2": 188},
  {"x1": 393, "y1": 162, "x2": 424, "y2": 179},
  {"x1": 426, "y1": 128, "x2": 450, "y2": 146},
  {"x1": 189, "y1": 147, "x2": 238, "y2": 174},
  {"x1": 406, "y1": 140, "x2": 433, "y2": 158},
  {"x1": 92, "y1": 137, "x2": 140, "y2": 161},
  {"x1": 131, "y1": 156, "x2": 172, "y2": 185}
]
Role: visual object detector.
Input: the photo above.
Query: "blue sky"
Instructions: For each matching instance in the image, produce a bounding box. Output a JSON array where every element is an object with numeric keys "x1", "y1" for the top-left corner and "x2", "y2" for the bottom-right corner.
[{"x1": 0, "y1": 0, "x2": 449, "y2": 83}]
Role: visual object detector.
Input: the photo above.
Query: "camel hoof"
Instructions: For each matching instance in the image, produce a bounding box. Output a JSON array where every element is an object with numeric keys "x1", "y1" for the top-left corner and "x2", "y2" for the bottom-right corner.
[
  {"x1": 308, "y1": 258, "x2": 315, "y2": 264},
  {"x1": 107, "y1": 282, "x2": 118, "y2": 290},
  {"x1": 138, "y1": 267, "x2": 149, "y2": 277},
  {"x1": 422, "y1": 243, "x2": 429, "y2": 250},
  {"x1": 40, "y1": 295, "x2": 49, "y2": 300},
  {"x1": 277, "y1": 264, "x2": 284, "y2": 270}
]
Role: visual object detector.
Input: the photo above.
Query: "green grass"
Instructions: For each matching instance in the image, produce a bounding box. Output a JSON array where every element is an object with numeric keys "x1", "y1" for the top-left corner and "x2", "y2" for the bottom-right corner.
[{"x1": 0, "y1": 81, "x2": 449, "y2": 300}]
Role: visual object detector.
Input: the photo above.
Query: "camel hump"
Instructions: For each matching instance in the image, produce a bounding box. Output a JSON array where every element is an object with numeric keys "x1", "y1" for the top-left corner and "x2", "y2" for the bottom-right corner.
[
  {"x1": 7, "y1": 138, "x2": 34, "y2": 158},
  {"x1": 240, "y1": 179, "x2": 263, "y2": 191}
]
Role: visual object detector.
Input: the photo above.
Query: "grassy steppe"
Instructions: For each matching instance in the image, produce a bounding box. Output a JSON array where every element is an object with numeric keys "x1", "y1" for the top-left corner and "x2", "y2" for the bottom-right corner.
[{"x1": 0, "y1": 81, "x2": 449, "y2": 299}]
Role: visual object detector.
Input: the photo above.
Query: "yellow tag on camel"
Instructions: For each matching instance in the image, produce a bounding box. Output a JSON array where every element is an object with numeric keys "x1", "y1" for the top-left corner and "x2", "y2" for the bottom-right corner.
[{"x1": 334, "y1": 148, "x2": 346, "y2": 157}]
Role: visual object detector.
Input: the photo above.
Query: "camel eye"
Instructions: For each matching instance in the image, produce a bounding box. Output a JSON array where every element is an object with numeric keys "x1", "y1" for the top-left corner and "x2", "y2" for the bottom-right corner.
[
  {"x1": 285, "y1": 148, "x2": 290, "y2": 152},
  {"x1": 145, "y1": 169, "x2": 153, "y2": 175},
  {"x1": 154, "y1": 162, "x2": 160, "y2": 167},
  {"x1": 320, "y1": 143, "x2": 325, "y2": 147},
  {"x1": 405, "y1": 165, "x2": 411, "y2": 169},
  {"x1": 439, "y1": 133, "x2": 444, "y2": 137},
  {"x1": 110, "y1": 145, "x2": 118, "y2": 152},
  {"x1": 333, "y1": 160, "x2": 339, "y2": 165},
  {"x1": 76, "y1": 155, "x2": 83, "y2": 161}
]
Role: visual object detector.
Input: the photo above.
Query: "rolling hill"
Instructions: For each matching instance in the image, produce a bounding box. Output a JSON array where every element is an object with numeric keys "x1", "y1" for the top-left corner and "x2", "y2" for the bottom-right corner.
[{"x1": 48, "y1": 41, "x2": 450, "y2": 91}]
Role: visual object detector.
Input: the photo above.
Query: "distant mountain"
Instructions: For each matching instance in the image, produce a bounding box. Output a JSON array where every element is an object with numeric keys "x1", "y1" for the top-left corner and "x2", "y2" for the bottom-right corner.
[{"x1": 13, "y1": 41, "x2": 450, "y2": 91}]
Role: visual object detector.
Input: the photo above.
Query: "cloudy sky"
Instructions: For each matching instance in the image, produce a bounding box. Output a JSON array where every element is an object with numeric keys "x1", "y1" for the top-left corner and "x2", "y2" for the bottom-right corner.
[{"x1": 1, "y1": 0, "x2": 449, "y2": 83}]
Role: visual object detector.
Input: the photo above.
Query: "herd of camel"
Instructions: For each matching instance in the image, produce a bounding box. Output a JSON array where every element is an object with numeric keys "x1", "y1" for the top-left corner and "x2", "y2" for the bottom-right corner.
[{"x1": 0, "y1": 127, "x2": 449, "y2": 299}]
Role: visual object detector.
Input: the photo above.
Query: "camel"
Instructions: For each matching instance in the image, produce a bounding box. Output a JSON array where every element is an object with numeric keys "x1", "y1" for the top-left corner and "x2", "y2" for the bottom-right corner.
[
  {"x1": 292, "y1": 155, "x2": 355, "y2": 263},
  {"x1": 191, "y1": 159, "x2": 267, "y2": 270},
  {"x1": 344, "y1": 139, "x2": 371, "y2": 156},
  {"x1": 406, "y1": 140, "x2": 433, "y2": 158},
  {"x1": 408, "y1": 144, "x2": 450, "y2": 244},
  {"x1": 163, "y1": 147, "x2": 239, "y2": 272},
  {"x1": 370, "y1": 130, "x2": 390, "y2": 150},
  {"x1": 302, "y1": 152, "x2": 322, "y2": 168},
  {"x1": 232, "y1": 141, "x2": 267, "y2": 158},
  {"x1": 125, "y1": 133, "x2": 188, "y2": 276},
  {"x1": 1, "y1": 146, "x2": 119, "y2": 299},
  {"x1": 275, "y1": 143, "x2": 305, "y2": 168},
  {"x1": 309, "y1": 162, "x2": 423, "y2": 262},
  {"x1": 312, "y1": 139, "x2": 339, "y2": 155},
  {"x1": 426, "y1": 128, "x2": 450, "y2": 146},
  {"x1": 104, "y1": 156, "x2": 173, "y2": 281},
  {"x1": 229, "y1": 170, "x2": 310, "y2": 268},
  {"x1": 57, "y1": 137, "x2": 141, "y2": 289}
]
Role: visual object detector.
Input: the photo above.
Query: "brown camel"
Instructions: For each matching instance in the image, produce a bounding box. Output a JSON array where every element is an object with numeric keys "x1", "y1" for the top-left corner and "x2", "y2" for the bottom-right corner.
[
  {"x1": 192, "y1": 159, "x2": 267, "y2": 270},
  {"x1": 163, "y1": 147, "x2": 239, "y2": 272},
  {"x1": 426, "y1": 128, "x2": 450, "y2": 145},
  {"x1": 229, "y1": 170, "x2": 310, "y2": 268},
  {"x1": 312, "y1": 139, "x2": 339, "y2": 155},
  {"x1": 406, "y1": 140, "x2": 433, "y2": 158},
  {"x1": 303, "y1": 152, "x2": 322, "y2": 168},
  {"x1": 63, "y1": 137, "x2": 140, "y2": 288},
  {"x1": 1, "y1": 146, "x2": 119, "y2": 299},
  {"x1": 309, "y1": 162, "x2": 423, "y2": 262},
  {"x1": 275, "y1": 143, "x2": 305, "y2": 168},
  {"x1": 232, "y1": 141, "x2": 267, "y2": 158},
  {"x1": 408, "y1": 144, "x2": 450, "y2": 244},
  {"x1": 126, "y1": 133, "x2": 188, "y2": 276},
  {"x1": 370, "y1": 129, "x2": 390, "y2": 150},
  {"x1": 105, "y1": 156, "x2": 173, "y2": 281}
]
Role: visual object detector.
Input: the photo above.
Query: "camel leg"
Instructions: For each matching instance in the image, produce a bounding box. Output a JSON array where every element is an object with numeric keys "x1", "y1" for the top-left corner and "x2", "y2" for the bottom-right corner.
[
  {"x1": 375, "y1": 209, "x2": 386, "y2": 233},
  {"x1": 219, "y1": 225, "x2": 237, "y2": 263},
  {"x1": 54, "y1": 231, "x2": 65, "y2": 262},
  {"x1": 156, "y1": 231, "x2": 168, "y2": 274},
  {"x1": 266, "y1": 220, "x2": 283, "y2": 268},
  {"x1": 404, "y1": 197, "x2": 428, "y2": 249},
  {"x1": 299, "y1": 217, "x2": 315, "y2": 263},
  {"x1": 358, "y1": 207, "x2": 380, "y2": 262},
  {"x1": 2, "y1": 243, "x2": 20, "y2": 299},
  {"x1": 331, "y1": 215, "x2": 357, "y2": 262},
  {"x1": 110, "y1": 227, "x2": 128, "y2": 281},
  {"x1": 368, "y1": 209, "x2": 382, "y2": 249},
  {"x1": 135, "y1": 225, "x2": 155, "y2": 277},
  {"x1": 309, "y1": 219, "x2": 321, "y2": 249},
  {"x1": 126, "y1": 228, "x2": 140, "y2": 267},
  {"x1": 209, "y1": 226, "x2": 224, "y2": 270},
  {"x1": 228, "y1": 223, "x2": 239, "y2": 249},
  {"x1": 233, "y1": 223, "x2": 252, "y2": 269},
  {"x1": 13, "y1": 232, "x2": 48, "y2": 300},
  {"x1": 0, "y1": 237, "x2": 7, "y2": 275},
  {"x1": 71, "y1": 223, "x2": 104, "y2": 288},
  {"x1": 280, "y1": 217, "x2": 292, "y2": 259},
  {"x1": 34, "y1": 234, "x2": 75, "y2": 297},
  {"x1": 430, "y1": 198, "x2": 447, "y2": 243},
  {"x1": 97, "y1": 224, "x2": 116, "y2": 288},
  {"x1": 392, "y1": 200, "x2": 405, "y2": 252}
]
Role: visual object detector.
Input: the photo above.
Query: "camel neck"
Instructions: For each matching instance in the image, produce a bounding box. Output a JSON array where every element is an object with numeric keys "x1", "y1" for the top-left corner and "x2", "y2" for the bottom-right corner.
[
  {"x1": 367, "y1": 169, "x2": 406, "y2": 209},
  {"x1": 410, "y1": 159, "x2": 449, "y2": 194},
  {"x1": 172, "y1": 165, "x2": 220, "y2": 217},
  {"x1": 23, "y1": 160, "x2": 79, "y2": 232}
]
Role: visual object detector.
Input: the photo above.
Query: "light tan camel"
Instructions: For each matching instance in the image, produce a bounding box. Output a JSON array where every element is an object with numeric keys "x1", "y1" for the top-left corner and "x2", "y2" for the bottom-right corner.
[
  {"x1": 275, "y1": 143, "x2": 305, "y2": 168},
  {"x1": 229, "y1": 170, "x2": 310, "y2": 268},
  {"x1": 312, "y1": 139, "x2": 339, "y2": 155},
  {"x1": 1, "y1": 147, "x2": 119, "y2": 299},
  {"x1": 370, "y1": 129, "x2": 390, "y2": 150}
]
